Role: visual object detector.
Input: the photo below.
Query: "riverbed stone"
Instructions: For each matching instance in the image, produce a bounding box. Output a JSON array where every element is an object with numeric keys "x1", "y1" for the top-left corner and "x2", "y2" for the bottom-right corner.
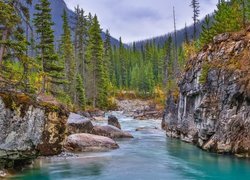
[
  {"x1": 64, "y1": 133, "x2": 119, "y2": 152},
  {"x1": 67, "y1": 113, "x2": 93, "y2": 134},
  {"x1": 92, "y1": 125, "x2": 133, "y2": 139},
  {"x1": 108, "y1": 115, "x2": 121, "y2": 129}
]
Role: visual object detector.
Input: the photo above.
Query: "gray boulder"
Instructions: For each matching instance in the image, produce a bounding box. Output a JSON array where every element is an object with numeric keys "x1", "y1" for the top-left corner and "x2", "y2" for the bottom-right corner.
[
  {"x1": 92, "y1": 125, "x2": 133, "y2": 139},
  {"x1": 67, "y1": 113, "x2": 93, "y2": 134},
  {"x1": 108, "y1": 115, "x2": 121, "y2": 129},
  {"x1": 64, "y1": 133, "x2": 119, "y2": 152}
]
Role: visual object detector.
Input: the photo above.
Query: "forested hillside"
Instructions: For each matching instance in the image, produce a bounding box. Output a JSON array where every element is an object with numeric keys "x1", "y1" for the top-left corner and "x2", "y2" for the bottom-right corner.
[{"x1": 0, "y1": 0, "x2": 249, "y2": 111}]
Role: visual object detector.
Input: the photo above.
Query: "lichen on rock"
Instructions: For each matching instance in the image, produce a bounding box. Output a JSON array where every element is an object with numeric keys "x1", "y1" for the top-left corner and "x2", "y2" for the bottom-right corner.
[{"x1": 0, "y1": 91, "x2": 69, "y2": 169}]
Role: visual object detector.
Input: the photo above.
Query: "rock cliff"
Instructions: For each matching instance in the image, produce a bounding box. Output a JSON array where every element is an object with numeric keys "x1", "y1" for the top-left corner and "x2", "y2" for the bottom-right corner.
[
  {"x1": 0, "y1": 92, "x2": 69, "y2": 169},
  {"x1": 162, "y1": 30, "x2": 250, "y2": 157}
]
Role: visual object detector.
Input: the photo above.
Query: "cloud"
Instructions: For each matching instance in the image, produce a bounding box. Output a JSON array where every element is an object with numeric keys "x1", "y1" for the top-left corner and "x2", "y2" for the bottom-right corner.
[{"x1": 64, "y1": 0, "x2": 218, "y2": 43}]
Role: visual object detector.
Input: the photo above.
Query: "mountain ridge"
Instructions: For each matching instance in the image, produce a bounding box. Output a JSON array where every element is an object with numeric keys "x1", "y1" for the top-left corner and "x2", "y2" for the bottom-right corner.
[{"x1": 25, "y1": 0, "x2": 121, "y2": 46}]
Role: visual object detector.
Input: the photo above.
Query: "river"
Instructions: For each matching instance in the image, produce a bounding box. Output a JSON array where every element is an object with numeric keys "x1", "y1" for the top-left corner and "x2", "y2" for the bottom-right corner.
[{"x1": 10, "y1": 112, "x2": 250, "y2": 180}]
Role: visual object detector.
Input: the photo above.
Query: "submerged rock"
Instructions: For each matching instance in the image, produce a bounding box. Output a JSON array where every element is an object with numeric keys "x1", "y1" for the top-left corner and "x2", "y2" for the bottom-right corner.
[
  {"x1": 67, "y1": 113, "x2": 93, "y2": 134},
  {"x1": 163, "y1": 30, "x2": 250, "y2": 157},
  {"x1": 108, "y1": 115, "x2": 121, "y2": 129},
  {"x1": 92, "y1": 125, "x2": 133, "y2": 139},
  {"x1": 136, "y1": 126, "x2": 159, "y2": 132},
  {"x1": 64, "y1": 133, "x2": 119, "y2": 152},
  {"x1": 0, "y1": 92, "x2": 69, "y2": 168}
]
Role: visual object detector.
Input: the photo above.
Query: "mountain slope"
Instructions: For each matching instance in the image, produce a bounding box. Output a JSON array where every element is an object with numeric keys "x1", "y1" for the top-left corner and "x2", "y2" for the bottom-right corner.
[
  {"x1": 132, "y1": 16, "x2": 211, "y2": 48},
  {"x1": 25, "y1": 0, "x2": 120, "y2": 46}
]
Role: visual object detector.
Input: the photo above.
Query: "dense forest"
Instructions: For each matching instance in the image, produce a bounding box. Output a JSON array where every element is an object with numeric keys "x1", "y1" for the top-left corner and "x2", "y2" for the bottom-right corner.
[{"x1": 0, "y1": 0, "x2": 249, "y2": 110}]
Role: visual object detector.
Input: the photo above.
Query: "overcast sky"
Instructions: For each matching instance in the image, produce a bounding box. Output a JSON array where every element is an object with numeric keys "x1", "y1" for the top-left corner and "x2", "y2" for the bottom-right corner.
[{"x1": 64, "y1": 0, "x2": 218, "y2": 43}]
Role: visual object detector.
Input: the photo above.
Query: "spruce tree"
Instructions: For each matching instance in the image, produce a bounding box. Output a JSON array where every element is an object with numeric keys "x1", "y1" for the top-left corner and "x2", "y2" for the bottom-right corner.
[
  {"x1": 0, "y1": 1, "x2": 35, "y2": 92},
  {"x1": 200, "y1": 15, "x2": 213, "y2": 46},
  {"x1": 104, "y1": 30, "x2": 114, "y2": 85},
  {"x1": 119, "y1": 37, "x2": 127, "y2": 88},
  {"x1": 184, "y1": 23, "x2": 189, "y2": 44},
  {"x1": 74, "y1": 6, "x2": 88, "y2": 81},
  {"x1": 86, "y1": 15, "x2": 108, "y2": 108},
  {"x1": 76, "y1": 74, "x2": 86, "y2": 110},
  {"x1": 33, "y1": 0, "x2": 64, "y2": 93},
  {"x1": 60, "y1": 9, "x2": 76, "y2": 101},
  {"x1": 163, "y1": 36, "x2": 173, "y2": 89},
  {"x1": 190, "y1": 0, "x2": 200, "y2": 40}
]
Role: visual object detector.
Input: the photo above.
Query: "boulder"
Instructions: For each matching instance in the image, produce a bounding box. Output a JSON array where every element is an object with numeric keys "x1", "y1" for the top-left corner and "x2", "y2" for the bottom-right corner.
[
  {"x1": 64, "y1": 133, "x2": 119, "y2": 152},
  {"x1": 67, "y1": 113, "x2": 93, "y2": 134},
  {"x1": 108, "y1": 115, "x2": 121, "y2": 129},
  {"x1": 92, "y1": 125, "x2": 133, "y2": 139},
  {"x1": 0, "y1": 92, "x2": 69, "y2": 168}
]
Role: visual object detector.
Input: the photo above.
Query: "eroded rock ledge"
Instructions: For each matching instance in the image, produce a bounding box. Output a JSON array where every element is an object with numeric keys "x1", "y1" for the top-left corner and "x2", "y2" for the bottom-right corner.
[
  {"x1": 0, "y1": 91, "x2": 69, "y2": 169},
  {"x1": 162, "y1": 30, "x2": 250, "y2": 157}
]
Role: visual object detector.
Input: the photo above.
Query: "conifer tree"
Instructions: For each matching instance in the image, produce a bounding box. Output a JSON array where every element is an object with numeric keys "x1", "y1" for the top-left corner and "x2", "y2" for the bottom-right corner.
[
  {"x1": 184, "y1": 23, "x2": 189, "y2": 44},
  {"x1": 200, "y1": 15, "x2": 213, "y2": 45},
  {"x1": 33, "y1": 0, "x2": 64, "y2": 93},
  {"x1": 74, "y1": 6, "x2": 88, "y2": 81},
  {"x1": 212, "y1": 0, "x2": 242, "y2": 35},
  {"x1": 163, "y1": 36, "x2": 173, "y2": 89},
  {"x1": 119, "y1": 37, "x2": 127, "y2": 88},
  {"x1": 104, "y1": 30, "x2": 114, "y2": 84},
  {"x1": 76, "y1": 74, "x2": 86, "y2": 110},
  {"x1": 86, "y1": 15, "x2": 108, "y2": 108},
  {"x1": 0, "y1": 0, "x2": 35, "y2": 92},
  {"x1": 190, "y1": 0, "x2": 200, "y2": 40},
  {"x1": 60, "y1": 9, "x2": 76, "y2": 100}
]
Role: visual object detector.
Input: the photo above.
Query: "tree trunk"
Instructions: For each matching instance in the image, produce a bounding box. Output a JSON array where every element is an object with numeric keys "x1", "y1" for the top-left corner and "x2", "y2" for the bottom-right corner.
[{"x1": 0, "y1": 29, "x2": 9, "y2": 67}]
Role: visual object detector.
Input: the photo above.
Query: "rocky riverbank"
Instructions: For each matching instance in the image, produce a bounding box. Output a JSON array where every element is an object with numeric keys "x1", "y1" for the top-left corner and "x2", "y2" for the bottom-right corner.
[
  {"x1": 162, "y1": 30, "x2": 250, "y2": 157},
  {"x1": 116, "y1": 99, "x2": 163, "y2": 120}
]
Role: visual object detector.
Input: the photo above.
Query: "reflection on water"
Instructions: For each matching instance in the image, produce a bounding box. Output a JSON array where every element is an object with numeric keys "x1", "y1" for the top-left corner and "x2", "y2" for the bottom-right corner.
[{"x1": 11, "y1": 112, "x2": 250, "y2": 180}]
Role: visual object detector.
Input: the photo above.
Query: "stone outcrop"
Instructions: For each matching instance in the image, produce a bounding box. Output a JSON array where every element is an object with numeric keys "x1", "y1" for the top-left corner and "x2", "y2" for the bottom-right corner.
[
  {"x1": 92, "y1": 125, "x2": 134, "y2": 139},
  {"x1": 163, "y1": 30, "x2": 250, "y2": 157},
  {"x1": 67, "y1": 113, "x2": 93, "y2": 134},
  {"x1": 116, "y1": 99, "x2": 163, "y2": 119},
  {"x1": 108, "y1": 115, "x2": 121, "y2": 129},
  {"x1": 64, "y1": 133, "x2": 119, "y2": 152},
  {"x1": 0, "y1": 92, "x2": 69, "y2": 168}
]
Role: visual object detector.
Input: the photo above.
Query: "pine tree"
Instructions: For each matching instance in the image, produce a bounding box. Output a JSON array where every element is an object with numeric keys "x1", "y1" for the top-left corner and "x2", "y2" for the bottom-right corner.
[
  {"x1": 33, "y1": 0, "x2": 64, "y2": 93},
  {"x1": 0, "y1": 1, "x2": 35, "y2": 92},
  {"x1": 173, "y1": 6, "x2": 179, "y2": 76},
  {"x1": 74, "y1": 6, "x2": 88, "y2": 81},
  {"x1": 184, "y1": 23, "x2": 189, "y2": 44},
  {"x1": 104, "y1": 30, "x2": 114, "y2": 84},
  {"x1": 163, "y1": 36, "x2": 173, "y2": 89},
  {"x1": 212, "y1": 0, "x2": 242, "y2": 35},
  {"x1": 76, "y1": 74, "x2": 86, "y2": 110},
  {"x1": 60, "y1": 9, "x2": 76, "y2": 101},
  {"x1": 119, "y1": 37, "x2": 127, "y2": 88},
  {"x1": 190, "y1": 0, "x2": 200, "y2": 40},
  {"x1": 86, "y1": 15, "x2": 108, "y2": 108},
  {"x1": 200, "y1": 15, "x2": 213, "y2": 46}
]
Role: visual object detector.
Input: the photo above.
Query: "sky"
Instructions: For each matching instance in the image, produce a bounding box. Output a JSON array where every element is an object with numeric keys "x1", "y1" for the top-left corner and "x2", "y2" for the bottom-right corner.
[{"x1": 64, "y1": 0, "x2": 218, "y2": 43}]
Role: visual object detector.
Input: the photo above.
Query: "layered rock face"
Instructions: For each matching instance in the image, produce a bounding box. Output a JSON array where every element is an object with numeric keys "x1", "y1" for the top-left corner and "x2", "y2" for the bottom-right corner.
[
  {"x1": 163, "y1": 31, "x2": 250, "y2": 157},
  {"x1": 0, "y1": 92, "x2": 69, "y2": 168}
]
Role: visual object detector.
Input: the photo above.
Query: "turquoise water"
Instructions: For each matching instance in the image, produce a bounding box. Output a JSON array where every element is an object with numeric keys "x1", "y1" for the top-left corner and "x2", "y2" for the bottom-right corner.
[{"x1": 11, "y1": 112, "x2": 250, "y2": 180}]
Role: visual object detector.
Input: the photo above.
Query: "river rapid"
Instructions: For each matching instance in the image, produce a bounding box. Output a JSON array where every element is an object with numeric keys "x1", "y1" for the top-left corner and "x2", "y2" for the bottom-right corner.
[{"x1": 11, "y1": 112, "x2": 250, "y2": 180}]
